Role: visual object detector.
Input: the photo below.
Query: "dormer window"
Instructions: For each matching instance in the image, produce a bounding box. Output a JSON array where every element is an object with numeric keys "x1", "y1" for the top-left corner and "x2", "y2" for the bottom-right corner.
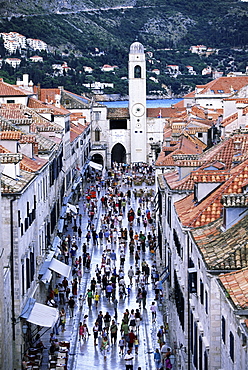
[{"x1": 234, "y1": 140, "x2": 241, "y2": 150}]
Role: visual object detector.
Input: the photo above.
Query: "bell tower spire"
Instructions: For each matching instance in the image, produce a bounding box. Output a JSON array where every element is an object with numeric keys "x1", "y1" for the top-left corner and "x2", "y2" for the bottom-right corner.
[{"x1": 129, "y1": 41, "x2": 147, "y2": 164}]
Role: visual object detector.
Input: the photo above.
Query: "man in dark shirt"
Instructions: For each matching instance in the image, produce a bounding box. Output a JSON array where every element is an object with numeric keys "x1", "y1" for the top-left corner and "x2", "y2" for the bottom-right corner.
[{"x1": 68, "y1": 296, "x2": 75, "y2": 318}]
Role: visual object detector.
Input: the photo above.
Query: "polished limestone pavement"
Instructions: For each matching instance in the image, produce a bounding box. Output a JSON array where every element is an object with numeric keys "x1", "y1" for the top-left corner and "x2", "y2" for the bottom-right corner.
[{"x1": 40, "y1": 175, "x2": 170, "y2": 370}]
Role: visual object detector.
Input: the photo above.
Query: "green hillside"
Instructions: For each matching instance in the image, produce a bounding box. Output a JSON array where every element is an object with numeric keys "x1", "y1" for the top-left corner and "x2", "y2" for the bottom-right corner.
[{"x1": 0, "y1": 0, "x2": 247, "y2": 96}]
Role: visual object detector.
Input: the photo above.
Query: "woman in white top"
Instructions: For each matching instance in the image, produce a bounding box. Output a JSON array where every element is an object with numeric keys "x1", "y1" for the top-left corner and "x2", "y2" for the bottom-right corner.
[{"x1": 129, "y1": 309, "x2": 136, "y2": 331}]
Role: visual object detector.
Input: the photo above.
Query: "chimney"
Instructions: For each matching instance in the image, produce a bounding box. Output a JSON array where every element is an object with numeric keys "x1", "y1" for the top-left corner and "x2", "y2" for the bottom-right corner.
[
  {"x1": 1, "y1": 153, "x2": 22, "y2": 179},
  {"x1": 186, "y1": 103, "x2": 192, "y2": 114},
  {"x1": 37, "y1": 83, "x2": 41, "y2": 101},
  {"x1": 33, "y1": 142, "x2": 39, "y2": 156}
]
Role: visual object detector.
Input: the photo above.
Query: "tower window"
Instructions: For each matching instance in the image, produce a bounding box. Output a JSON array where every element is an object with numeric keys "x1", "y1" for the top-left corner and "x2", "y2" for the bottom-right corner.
[
  {"x1": 134, "y1": 65, "x2": 141, "y2": 78},
  {"x1": 95, "y1": 127, "x2": 101, "y2": 141}
]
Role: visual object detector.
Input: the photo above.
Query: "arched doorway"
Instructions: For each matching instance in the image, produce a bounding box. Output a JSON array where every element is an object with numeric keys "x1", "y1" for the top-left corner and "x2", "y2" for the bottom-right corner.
[
  {"x1": 91, "y1": 153, "x2": 104, "y2": 166},
  {"x1": 111, "y1": 143, "x2": 126, "y2": 164}
]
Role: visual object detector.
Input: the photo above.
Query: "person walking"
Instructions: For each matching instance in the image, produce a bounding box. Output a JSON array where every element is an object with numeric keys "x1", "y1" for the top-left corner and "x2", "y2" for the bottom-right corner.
[
  {"x1": 157, "y1": 325, "x2": 165, "y2": 349},
  {"x1": 68, "y1": 296, "x2": 76, "y2": 318},
  {"x1": 94, "y1": 292, "x2": 100, "y2": 309},
  {"x1": 100, "y1": 335, "x2": 109, "y2": 359},
  {"x1": 160, "y1": 344, "x2": 172, "y2": 367},
  {"x1": 110, "y1": 319, "x2": 118, "y2": 345},
  {"x1": 121, "y1": 320, "x2": 129, "y2": 343},
  {"x1": 134, "y1": 337, "x2": 139, "y2": 354},
  {"x1": 110, "y1": 250, "x2": 117, "y2": 268},
  {"x1": 87, "y1": 289, "x2": 93, "y2": 309},
  {"x1": 119, "y1": 336, "x2": 126, "y2": 356},
  {"x1": 127, "y1": 266, "x2": 135, "y2": 285},
  {"x1": 154, "y1": 348, "x2": 161, "y2": 369},
  {"x1": 93, "y1": 321, "x2": 99, "y2": 346},
  {"x1": 59, "y1": 308, "x2": 66, "y2": 332},
  {"x1": 79, "y1": 322, "x2": 84, "y2": 341},
  {"x1": 150, "y1": 301, "x2": 157, "y2": 322},
  {"x1": 142, "y1": 286, "x2": 147, "y2": 309},
  {"x1": 124, "y1": 349, "x2": 134, "y2": 370},
  {"x1": 103, "y1": 311, "x2": 111, "y2": 334},
  {"x1": 106, "y1": 283, "x2": 113, "y2": 301},
  {"x1": 113, "y1": 297, "x2": 118, "y2": 319}
]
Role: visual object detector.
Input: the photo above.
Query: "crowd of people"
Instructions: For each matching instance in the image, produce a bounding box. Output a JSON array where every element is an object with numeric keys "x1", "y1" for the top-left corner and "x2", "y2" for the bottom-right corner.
[{"x1": 40, "y1": 162, "x2": 173, "y2": 370}]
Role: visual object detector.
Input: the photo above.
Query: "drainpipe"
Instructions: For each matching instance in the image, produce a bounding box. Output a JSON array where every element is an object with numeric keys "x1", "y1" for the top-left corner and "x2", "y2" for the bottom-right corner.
[{"x1": 10, "y1": 196, "x2": 16, "y2": 341}]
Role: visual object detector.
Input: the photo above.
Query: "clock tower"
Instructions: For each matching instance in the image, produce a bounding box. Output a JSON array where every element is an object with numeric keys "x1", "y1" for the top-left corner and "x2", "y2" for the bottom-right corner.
[{"x1": 129, "y1": 42, "x2": 147, "y2": 163}]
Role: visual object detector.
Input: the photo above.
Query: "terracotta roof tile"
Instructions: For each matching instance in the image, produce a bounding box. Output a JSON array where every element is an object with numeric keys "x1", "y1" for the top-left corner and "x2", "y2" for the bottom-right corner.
[
  {"x1": 147, "y1": 106, "x2": 184, "y2": 118},
  {"x1": 28, "y1": 97, "x2": 70, "y2": 115},
  {"x1": 0, "y1": 131, "x2": 22, "y2": 140},
  {"x1": 196, "y1": 76, "x2": 248, "y2": 95},
  {"x1": 219, "y1": 268, "x2": 248, "y2": 309},
  {"x1": 33, "y1": 87, "x2": 60, "y2": 104},
  {"x1": 1, "y1": 170, "x2": 35, "y2": 193},
  {"x1": 20, "y1": 155, "x2": 47, "y2": 172},
  {"x1": 175, "y1": 157, "x2": 248, "y2": 227},
  {"x1": 70, "y1": 122, "x2": 88, "y2": 142},
  {"x1": 191, "y1": 216, "x2": 248, "y2": 270},
  {"x1": 0, "y1": 79, "x2": 31, "y2": 97},
  {"x1": 222, "y1": 112, "x2": 238, "y2": 127}
]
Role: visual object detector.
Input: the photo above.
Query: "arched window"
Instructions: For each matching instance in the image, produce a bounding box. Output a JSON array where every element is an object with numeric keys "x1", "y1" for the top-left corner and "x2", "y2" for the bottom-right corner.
[
  {"x1": 134, "y1": 65, "x2": 141, "y2": 78},
  {"x1": 95, "y1": 127, "x2": 101, "y2": 141}
]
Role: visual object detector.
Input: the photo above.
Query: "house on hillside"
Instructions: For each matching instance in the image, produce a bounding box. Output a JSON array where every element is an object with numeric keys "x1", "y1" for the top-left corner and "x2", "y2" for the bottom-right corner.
[
  {"x1": 30, "y1": 55, "x2": 43, "y2": 63},
  {"x1": 166, "y1": 64, "x2": 180, "y2": 77},
  {"x1": 190, "y1": 45, "x2": 207, "y2": 54},
  {"x1": 101, "y1": 64, "x2": 118, "y2": 72},
  {"x1": 4, "y1": 58, "x2": 21, "y2": 68}
]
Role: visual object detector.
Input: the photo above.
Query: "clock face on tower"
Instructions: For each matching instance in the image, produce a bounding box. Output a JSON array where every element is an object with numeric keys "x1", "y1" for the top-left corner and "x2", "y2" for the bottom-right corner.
[{"x1": 132, "y1": 103, "x2": 145, "y2": 117}]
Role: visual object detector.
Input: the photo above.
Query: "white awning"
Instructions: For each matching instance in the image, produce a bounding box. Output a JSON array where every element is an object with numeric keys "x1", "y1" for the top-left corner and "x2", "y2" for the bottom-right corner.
[
  {"x1": 57, "y1": 218, "x2": 64, "y2": 233},
  {"x1": 52, "y1": 236, "x2": 61, "y2": 250},
  {"x1": 40, "y1": 267, "x2": 52, "y2": 284},
  {"x1": 89, "y1": 161, "x2": 103, "y2": 171},
  {"x1": 49, "y1": 258, "x2": 71, "y2": 278},
  {"x1": 27, "y1": 302, "x2": 59, "y2": 327},
  {"x1": 66, "y1": 203, "x2": 77, "y2": 214}
]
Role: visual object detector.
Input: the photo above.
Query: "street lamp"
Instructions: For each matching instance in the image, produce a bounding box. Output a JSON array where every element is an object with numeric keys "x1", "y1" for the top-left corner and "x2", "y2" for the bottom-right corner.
[
  {"x1": 22, "y1": 323, "x2": 28, "y2": 335},
  {"x1": 170, "y1": 353, "x2": 176, "y2": 365}
]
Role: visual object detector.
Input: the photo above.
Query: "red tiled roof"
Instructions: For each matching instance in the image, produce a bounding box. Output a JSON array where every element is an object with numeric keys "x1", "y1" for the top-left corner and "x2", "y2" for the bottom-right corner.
[
  {"x1": 0, "y1": 131, "x2": 22, "y2": 140},
  {"x1": 222, "y1": 112, "x2": 238, "y2": 127},
  {"x1": 70, "y1": 122, "x2": 88, "y2": 142},
  {"x1": 219, "y1": 268, "x2": 248, "y2": 309},
  {"x1": 156, "y1": 134, "x2": 203, "y2": 166},
  {"x1": 28, "y1": 97, "x2": 70, "y2": 115},
  {"x1": 0, "y1": 104, "x2": 31, "y2": 120},
  {"x1": 191, "y1": 216, "x2": 248, "y2": 270},
  {"x1": 196, "y1": 76, "x2": 248, "y2": 95},
  {"x1": 0, "y1": 144, "x2": 47, "y2": 172},
  {"x1": 21, "y1": 155, "x2": 48, "y2": 172},
  {"x1": 183, "y1": 91, "x2": 195, "y2": 98},
  {"x1": 147, "y1": 106, "x2": 185, "y2": 118},
  {"x1": 0, "y1": 79, "x2": 30, "y2": 96},
  {"x1": 175, "y1": 157, "x2": 248, "y2": 227},
  {"x1": 33, "y1": 87, "x2": 60, "y2": 103}
]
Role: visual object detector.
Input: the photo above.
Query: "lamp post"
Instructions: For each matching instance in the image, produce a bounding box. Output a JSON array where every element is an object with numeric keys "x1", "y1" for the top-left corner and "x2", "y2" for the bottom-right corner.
[
  {"x1": 22, "y1": 323, "x2": 28, "y2": 335},
  {"x1": 170, "y1": 353, "x2": 176, "y2": 367}
]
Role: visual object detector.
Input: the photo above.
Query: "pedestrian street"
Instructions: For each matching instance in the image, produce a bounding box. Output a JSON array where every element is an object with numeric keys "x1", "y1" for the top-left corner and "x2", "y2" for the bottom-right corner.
[{"x1": 40, "y1": 164, "x2": 172, "y2": 370}]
